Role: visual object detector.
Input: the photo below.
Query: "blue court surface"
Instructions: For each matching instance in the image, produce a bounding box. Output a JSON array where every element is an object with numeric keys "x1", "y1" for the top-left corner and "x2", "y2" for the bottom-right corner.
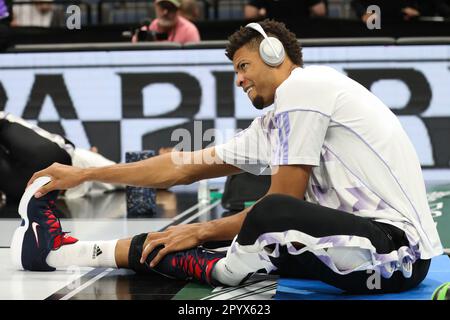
[{"x1": 275, "y1": 255, "x2": 450, "y2": 300}]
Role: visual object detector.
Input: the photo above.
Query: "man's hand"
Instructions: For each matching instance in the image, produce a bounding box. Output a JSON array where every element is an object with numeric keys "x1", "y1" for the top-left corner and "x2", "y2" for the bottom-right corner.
[
  {"x1": 140, "y1": 223, "x2": 204, "y2": 267},
  {"x1": 244, "y1": 4, "x2": 266, "y2": 19},
  {"x1": 402, "y1": 7, "x2": 420, "y2": 20},
  {"x1": 27, "y1": 163, "x2": 86, "y2": 198},
  {"x1": 310, "y1": 2, "x2": 327, "y2": 17},
  {"x1": 362, "y1": 12, "x2": 378, "y2": 23}
]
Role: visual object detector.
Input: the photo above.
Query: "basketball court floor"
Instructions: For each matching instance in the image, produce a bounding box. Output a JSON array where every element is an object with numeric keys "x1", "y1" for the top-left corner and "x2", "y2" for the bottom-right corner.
[
  {"x1": 1, "y1": 182, "x2": 449, "y2": 300},
  {"x1": 0, "y1": 184, "x2": 278, "y2": 300}
]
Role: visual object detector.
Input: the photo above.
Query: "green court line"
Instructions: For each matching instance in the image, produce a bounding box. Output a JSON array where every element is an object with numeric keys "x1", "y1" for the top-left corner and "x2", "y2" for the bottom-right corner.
[
  {"x1": 172, "y1": 283, "x2": 214, "y2": 300},
  {"x1": 427, "y1": 184, "x2": 450, "y2": 249}
]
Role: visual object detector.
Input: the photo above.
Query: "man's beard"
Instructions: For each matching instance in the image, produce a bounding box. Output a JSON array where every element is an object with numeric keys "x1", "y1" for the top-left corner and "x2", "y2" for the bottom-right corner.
[{"x1": 252, "y1": 95, "x2": 265, "y2": 110}]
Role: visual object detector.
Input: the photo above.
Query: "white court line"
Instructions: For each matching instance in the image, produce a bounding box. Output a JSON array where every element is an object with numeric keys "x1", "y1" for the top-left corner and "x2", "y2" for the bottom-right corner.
[
  {"x1": 171, "y1": 203, "x2": 202, "y2": 221},
  {"x1": 179, "y1": 200, "x2": 221, "y2": 225},
  {"x1": 60, "y1": 268, "x2": 114, "y2": 300}
]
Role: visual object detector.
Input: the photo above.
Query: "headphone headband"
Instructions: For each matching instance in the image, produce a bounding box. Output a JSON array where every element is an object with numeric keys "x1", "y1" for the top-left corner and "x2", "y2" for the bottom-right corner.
[
  {"x1": 245, "y1": 22, "x2": 285, "y2": 67},
  {"x1": 245, "y1": 23, "x2": 280, "y2": 59}
]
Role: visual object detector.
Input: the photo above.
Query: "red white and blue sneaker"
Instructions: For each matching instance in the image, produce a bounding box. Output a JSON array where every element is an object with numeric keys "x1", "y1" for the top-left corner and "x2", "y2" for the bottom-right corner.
[
  {"x1": 146, "y1": 246, "x2": 225, "y2": 286},
  {"x1": 10, "y1": 176, "x2": 78, "y2": 271}
]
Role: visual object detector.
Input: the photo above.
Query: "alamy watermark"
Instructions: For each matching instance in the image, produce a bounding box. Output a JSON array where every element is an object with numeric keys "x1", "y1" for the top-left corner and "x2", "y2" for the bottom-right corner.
[
  {"x1": 366, "y1": 269, "x2": 382, "y2": 290},
  {"x1": 66, "y1": 265, "x2": 82, "y2": 290},
  {"x1": 169, "y1": 120, "x2": 278, "y2": 175},
  {"x1": 366, "y1": 5, "x2": 381, "y2": 30},
  {"x1": 66, "y1": 5, "x2": 81, "y2": 30}
]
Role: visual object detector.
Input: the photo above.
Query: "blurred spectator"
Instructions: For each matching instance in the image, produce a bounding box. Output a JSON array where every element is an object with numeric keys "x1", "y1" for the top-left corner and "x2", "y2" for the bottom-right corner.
[
  {"x1": 418, "y1": 0, "x2": 450, "y2": 18},
  {"x1": 0, "y1": 0, "x2": 12, "y2": 23},
  {"x1": 132, "y1": 0, "x2": 200, "y2": 44},
  {"x1": 351, "y1": 0, "x2": 420, "y2": 23},
  {"x1": 11, "y1": 0, "x2": 64, "y2": 27},
  {"x1": 244, "y1": 0, "x2": 327, "y2": 23},
  {"x1": 180, "y1": 0, "x2": 201, "y2": 22},
  {"x1": 0, "y1": 0, "x2": 12, "y2": 51}
]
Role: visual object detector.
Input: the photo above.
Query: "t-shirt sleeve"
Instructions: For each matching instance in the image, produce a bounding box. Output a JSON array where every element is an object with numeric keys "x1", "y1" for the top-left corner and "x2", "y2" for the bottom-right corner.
[
  {"x1": 271, "y1": 68, "x2": 334, "y2": 166},
  {"x1": 270, "y1": 110, "x2": 330, "y2": 166},
  {"x1": 184, "y1": 24, "x2": 200, "y2": 43},
  {"x1": 215, "y1": 117, "x2": 271, "y2": 175},
  {"x1": 149, "y1": 20, "x2": 159, "y2": 32}
]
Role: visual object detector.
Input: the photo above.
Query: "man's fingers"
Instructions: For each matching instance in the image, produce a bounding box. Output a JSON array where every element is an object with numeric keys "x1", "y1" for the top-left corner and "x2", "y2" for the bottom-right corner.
[
  {"x1": 142, "y1": 232, "x2": 164, "y2": 251},
  {"x1": 27, "y1": 171, "x2": 44, "y2": 188},
  {"x1": 140, "y1": 238, "x2": 166, "y2": 264},
  {"x1": 149, "y1": 246, "x2": 170, "y2": 268},
  {"x1": 35, "y1": 181, "x2": 55, "y2": 198}
]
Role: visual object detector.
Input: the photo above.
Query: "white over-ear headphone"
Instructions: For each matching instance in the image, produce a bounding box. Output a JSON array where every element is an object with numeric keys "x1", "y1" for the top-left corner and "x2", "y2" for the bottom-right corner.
[{"x1": 245, "y1": 22, "x2": 285, "y2": 67}]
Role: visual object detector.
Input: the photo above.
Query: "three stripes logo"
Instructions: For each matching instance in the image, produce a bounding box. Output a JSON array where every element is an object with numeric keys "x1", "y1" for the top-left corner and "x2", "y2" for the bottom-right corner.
[{"x1": 92, "y1": 244, "x2": 103, "y2": 259}]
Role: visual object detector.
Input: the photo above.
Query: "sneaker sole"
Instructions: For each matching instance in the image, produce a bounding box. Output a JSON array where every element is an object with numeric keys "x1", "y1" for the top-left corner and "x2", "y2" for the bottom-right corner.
[{"x1": 10, "y1": 176, "x2": 52, "y2": 270}]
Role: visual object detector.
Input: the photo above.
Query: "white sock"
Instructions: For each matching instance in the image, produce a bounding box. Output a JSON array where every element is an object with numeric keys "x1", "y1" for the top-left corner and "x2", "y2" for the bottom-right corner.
[{"x1": 46, "y1": 240, "x2": 118, "y2": 269}]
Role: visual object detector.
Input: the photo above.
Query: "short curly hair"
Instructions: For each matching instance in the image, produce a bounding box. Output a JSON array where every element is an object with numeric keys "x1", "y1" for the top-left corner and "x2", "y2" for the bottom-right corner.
[{"x1": 225, "y1": 19, "x2": 303, "y2": 67}]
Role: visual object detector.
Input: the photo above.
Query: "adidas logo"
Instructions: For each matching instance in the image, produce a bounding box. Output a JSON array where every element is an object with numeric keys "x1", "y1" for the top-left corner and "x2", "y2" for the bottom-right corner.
[{"x1": 92, "y1": 244, "x2": 103, "y2": 259}]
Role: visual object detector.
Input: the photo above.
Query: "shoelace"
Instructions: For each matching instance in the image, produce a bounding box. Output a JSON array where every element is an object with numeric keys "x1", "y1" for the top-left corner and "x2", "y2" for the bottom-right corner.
[
  {"x1": 44, "y1": 200, "x2": 70, "y2": 250},
  {"x1": 173, "y1": 249, "x2": 210, "y2": 282}
]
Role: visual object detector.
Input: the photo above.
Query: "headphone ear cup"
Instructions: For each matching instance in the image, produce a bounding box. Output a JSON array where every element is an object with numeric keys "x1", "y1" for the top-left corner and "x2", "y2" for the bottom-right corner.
[{"x1": 259, "y1": 37, "x2": 285, "y2": 67}]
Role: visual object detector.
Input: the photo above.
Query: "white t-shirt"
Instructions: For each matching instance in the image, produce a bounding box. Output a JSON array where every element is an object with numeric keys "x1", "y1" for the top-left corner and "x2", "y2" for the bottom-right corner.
[{"x1": 216, "y1": 66, "x2": 443, "y2": 260}]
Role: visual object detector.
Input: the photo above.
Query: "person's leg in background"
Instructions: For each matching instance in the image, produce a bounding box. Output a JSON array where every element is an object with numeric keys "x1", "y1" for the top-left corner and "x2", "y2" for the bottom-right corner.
[
  {"x1": 0, "y1": 117, "x2": 71, "y2": 201},
  {"x1": 213, "y1": 194, "x2": 430, "y2": 294},
  {"x1": 0, "y1": 117, "x2": 72, "y2": 171},
  {"x1": 64, "y1": 147, "x2": 123, "y2": 199}
]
